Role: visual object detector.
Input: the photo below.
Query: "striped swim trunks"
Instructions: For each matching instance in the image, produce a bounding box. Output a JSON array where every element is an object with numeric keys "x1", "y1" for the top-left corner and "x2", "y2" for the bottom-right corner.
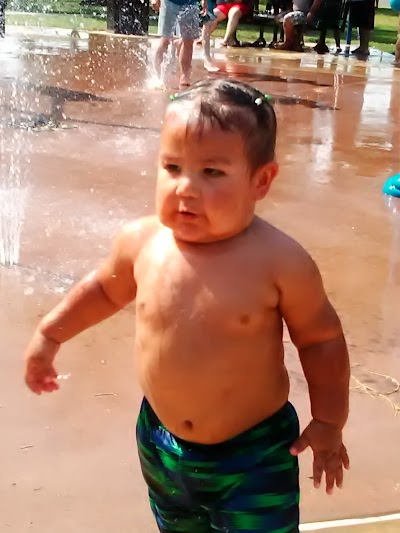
[{"x1": 136, "y1": 399, "x2": 300, "y2": 532}]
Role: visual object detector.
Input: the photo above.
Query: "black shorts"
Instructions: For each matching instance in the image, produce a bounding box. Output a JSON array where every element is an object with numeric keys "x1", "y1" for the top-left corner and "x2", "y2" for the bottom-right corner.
[
  {"x1": 349, "y1": 0, "x2": 375, "y2": 30},
  {"x1": 313, "y1": 0, "x2": 342, "y2": 30}
]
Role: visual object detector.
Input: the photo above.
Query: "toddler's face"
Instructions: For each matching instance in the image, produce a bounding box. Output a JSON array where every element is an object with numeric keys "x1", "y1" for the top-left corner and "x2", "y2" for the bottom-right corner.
[{"x1": 156, "y1": 105, "x2": 275, "y2": 243}]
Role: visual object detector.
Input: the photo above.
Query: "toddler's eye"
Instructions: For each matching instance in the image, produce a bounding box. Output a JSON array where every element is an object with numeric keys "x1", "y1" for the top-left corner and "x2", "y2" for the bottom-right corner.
[
  {"x1": 165, "y1": 164, "x2": 181, "y2": 174},
  {"x1": 203, "y1": 168, "x2": 225, "y2": 177}
]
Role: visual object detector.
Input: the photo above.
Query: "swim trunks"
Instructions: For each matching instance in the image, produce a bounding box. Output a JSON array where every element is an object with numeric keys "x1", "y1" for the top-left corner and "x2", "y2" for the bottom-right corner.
[
  {"x1": 158, "y1": 0, "x2": 200, "y2": 39},
  {"x1": 312, "y1": 0, "x2": 342, "y2": 30},
  {"x1": 349, "y1": 0, "x2": 375, "y2": 30},
  {"x1": 136, "y1": 398, "x2": 300, "y2": 532},
  {"x1": 215, "y1": 2, "x2": 252, "y2": 17}
]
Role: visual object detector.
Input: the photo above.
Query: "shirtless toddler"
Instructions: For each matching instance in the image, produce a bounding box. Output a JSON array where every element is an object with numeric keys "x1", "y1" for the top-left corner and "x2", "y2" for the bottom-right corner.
[{"x1": 24, "y1": 79, "x2": 350, "y2": 533}]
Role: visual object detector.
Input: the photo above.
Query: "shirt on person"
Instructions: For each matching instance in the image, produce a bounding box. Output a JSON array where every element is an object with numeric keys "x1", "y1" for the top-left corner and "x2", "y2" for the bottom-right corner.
[{"x1": 293, "y1": 0, "x2": 311, "y2": 12}]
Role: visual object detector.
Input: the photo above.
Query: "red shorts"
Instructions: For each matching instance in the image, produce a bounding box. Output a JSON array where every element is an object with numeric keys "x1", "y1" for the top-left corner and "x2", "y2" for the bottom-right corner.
[{"x1": 216, "y1": 2, "x2": 251, "y2": 17}]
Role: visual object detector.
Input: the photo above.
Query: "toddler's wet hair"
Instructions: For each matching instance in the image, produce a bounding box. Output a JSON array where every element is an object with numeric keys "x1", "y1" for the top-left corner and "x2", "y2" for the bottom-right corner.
[{"x1": 169, "y1": 79, "x2": 277, "y2": 174}]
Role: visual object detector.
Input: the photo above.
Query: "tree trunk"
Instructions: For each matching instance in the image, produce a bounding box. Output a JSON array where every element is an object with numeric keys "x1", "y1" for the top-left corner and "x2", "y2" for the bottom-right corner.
[
  {"x1": 107, "y1": 0, "x2": 149, "y2": 35},
  {"x1": 0, "y1": 0, "x2": 7, "y2": 37}
]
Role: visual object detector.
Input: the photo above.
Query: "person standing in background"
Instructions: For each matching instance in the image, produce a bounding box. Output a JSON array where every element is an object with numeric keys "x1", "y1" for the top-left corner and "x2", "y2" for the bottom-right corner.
[
  {"x1": 275, "y1": 0, "x2": 312, "y2": 51},
  {"x1": 308, "y1": 0, "x2": 342, "y2": 54},
  {"x1": 152, "y1": 0, "x2": 203, "y2": 86},
  {"x1": 349, "y1": 0, "x2": 375, "y2": 58}
]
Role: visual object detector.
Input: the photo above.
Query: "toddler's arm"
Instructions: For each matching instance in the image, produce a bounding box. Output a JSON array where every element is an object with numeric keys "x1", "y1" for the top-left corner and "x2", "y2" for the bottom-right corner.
[
  {"x1": 24, "y1": 223, "x2": 140, "y2": 394},
  {"x1": 276, "y1": 241, "x2": 350, "y2": 493}
]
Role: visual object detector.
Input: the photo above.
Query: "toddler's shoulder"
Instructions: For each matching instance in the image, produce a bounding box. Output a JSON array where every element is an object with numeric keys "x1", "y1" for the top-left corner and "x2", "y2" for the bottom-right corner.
[
  {"x1": 111, "y1": 216, "x2": 163, "y2": 261},
  {"x1": 120, "y1": 216, "x2": 161, "y2": 243},
  {"x1": 254, "y1": 217, "x2": 318, "y2": 275}
]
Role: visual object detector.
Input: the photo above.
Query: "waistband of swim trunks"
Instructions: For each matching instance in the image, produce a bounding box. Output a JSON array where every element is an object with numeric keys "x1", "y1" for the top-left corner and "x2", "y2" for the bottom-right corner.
[{"x1": 140, "y1": 397, "x2": 298, "y2": 451}]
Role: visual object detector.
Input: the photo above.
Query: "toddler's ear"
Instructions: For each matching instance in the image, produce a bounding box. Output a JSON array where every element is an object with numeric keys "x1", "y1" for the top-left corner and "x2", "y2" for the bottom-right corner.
[{"x1": 254, "y1": 161, "x2": 279, "y2": 201}]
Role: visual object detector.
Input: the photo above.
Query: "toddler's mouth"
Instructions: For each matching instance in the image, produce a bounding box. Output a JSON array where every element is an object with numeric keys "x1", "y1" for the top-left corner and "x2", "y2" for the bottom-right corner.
[
  {"x1": 178, "y1": 208, "x2": 199, "y2": 217},
  {"x1": 179, "y1": 211, "x2": 198, "y2": 218}
]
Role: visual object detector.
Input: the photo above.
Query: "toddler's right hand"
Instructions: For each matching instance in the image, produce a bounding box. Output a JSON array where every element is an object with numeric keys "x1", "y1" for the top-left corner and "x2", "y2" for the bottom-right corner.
[{"x1": 24, "y1": 332, "x2": 60, "y2": 395}]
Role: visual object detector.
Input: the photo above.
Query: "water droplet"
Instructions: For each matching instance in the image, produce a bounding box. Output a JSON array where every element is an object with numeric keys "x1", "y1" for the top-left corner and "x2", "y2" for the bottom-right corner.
[
  {"x1": 55, "y1": 287, "x2": 66, "y2": 294},
  {"x1": 57, "y1": 373, "x2": 71, "y2": 381}
]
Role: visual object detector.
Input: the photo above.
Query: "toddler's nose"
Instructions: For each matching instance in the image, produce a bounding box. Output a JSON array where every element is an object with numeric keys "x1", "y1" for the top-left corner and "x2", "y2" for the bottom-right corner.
[{"x1": 176, "y1": 176, "x2": 199, "y2": 198}]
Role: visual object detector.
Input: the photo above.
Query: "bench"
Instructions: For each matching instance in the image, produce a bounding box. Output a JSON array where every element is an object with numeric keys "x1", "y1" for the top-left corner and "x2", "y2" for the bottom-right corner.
[
  {"x1": 79, "y1": 0, "x2": 107, "y2": 16},
  {"x1": 239, "y1": 11, "x2": 276, "y2": 47},
  {"x1": 230, "y1": 8, "x2": 279, "y2": 48},
  {"x1": 235, "y1": 0, "x2": 350, "y2": 49}
]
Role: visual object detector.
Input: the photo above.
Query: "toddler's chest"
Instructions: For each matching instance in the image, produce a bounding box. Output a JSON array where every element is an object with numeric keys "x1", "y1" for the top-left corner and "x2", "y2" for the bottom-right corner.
[{"x1": 135, "y1": 250, "x2": 278, "y2": 326}]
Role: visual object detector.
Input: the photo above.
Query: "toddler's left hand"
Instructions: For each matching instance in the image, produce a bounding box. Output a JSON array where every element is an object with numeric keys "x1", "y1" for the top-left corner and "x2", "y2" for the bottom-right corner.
[{"x1": 290, "y1": 419, "x2": 350, "y2": 494}]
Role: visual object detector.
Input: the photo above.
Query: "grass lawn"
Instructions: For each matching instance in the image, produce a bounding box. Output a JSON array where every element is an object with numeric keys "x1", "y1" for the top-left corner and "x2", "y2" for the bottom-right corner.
[
  {"x1": 6, "y1": 12, "x2": 107, "y2": 30},
  {"x1": 5, "y1": 6, "x2": 399, "y2": 53}
]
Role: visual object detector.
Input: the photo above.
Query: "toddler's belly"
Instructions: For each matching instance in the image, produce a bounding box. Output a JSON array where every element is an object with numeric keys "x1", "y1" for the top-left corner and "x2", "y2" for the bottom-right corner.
[{"x1": 135, "y1": 345, "x2": 290, "y2": 444}]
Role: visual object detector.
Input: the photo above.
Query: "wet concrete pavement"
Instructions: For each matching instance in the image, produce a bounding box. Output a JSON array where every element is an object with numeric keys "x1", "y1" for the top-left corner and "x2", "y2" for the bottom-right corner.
[
  {"x1": 1, "y1": 30, "x2": 400, "y2": 531},
  {"x1": 319, "y1": 523, "x2": 400, "y2": 533}
]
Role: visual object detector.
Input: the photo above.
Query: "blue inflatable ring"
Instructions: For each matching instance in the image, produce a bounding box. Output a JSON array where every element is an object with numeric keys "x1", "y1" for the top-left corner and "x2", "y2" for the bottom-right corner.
[
  {"x1": 383, "y1": 174, "x2": 400, "y2": 198},
  {"x1": 390, "y1": 0, "x2": 400, "y2": 11}
]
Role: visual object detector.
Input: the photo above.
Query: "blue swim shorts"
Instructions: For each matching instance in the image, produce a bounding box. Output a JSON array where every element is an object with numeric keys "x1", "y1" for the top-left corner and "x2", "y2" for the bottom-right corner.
[
  {"x1": 137, "y1": 398, "x2": 300, "y2": 532},
  {"x1": 158, "y1": 0, "x2": 200, "y2": 39}
]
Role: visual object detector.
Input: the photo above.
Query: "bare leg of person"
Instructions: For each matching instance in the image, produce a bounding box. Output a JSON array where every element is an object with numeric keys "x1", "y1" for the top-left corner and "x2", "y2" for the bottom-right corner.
[
  {"x1": 179, "y1": 38, "x2": 194, "y2": 86},
  {"x1": 334, "y1": 29, "x2": 342, "y2": 51},
  {"x1": 197, "y1": 25, "x2": 205, "y2": 45},
  {"x1": 155, "y1": 37, "x2": 171, "y2": 78},
  {"x1": 270, "y1": 22, "x2": 279, "y2": 46},
  {"x1": 174, "y1": 36, "x2": 183, "y2": 55},
  {"x1": 270, "y1": 0, "x2": 281, "y2": 44},
  {"x1": 314, "y1": 29, "x2": 329, "y2": 53},
  {"x1": 203, "y1": 10, "x2": 225, "y2": 71},
  {"x1": 203, "y1": 21, "x2": 220, "y2": 71},
  {"x1": 276, "y1": 16, "x2": 295, "y2": 49},
  {"x1": 269, "y1": 14, "x2": 282, "y2": 47},
  {"x1": 352, "y1": 28, "x2": 371, "y2": 56},
  {"x1": 222, "y1": 6, "x2": 242, "y2": 45},
  {"x1": 359, "y1": 28, "x2": 371, "y2": 54}
]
